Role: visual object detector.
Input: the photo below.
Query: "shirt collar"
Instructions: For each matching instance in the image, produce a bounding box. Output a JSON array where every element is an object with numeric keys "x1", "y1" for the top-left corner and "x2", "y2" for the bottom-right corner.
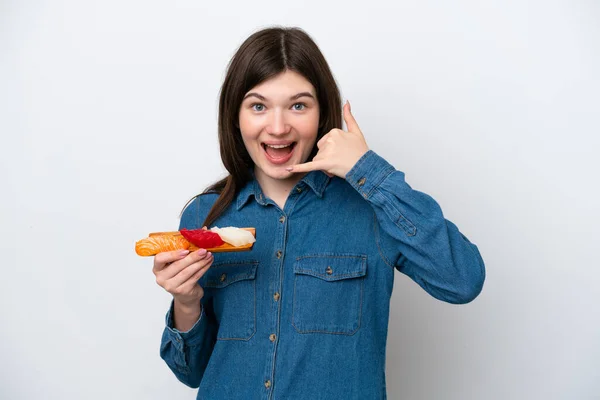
[
  {"x1": 236, "y1": 170, "x2": 331, "y2": 211},
  {"x1": 236, "y1": 177, "x2": 262, "y2": 210},
  {"x1": 300, "y1": 170, "x2": 331, "y2": 198}
]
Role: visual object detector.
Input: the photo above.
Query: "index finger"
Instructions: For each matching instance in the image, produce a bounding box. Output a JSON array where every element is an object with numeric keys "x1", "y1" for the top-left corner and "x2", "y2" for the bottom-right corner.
[{"x1": 153, "y1": 249, "x2": 191, "y2": 273}]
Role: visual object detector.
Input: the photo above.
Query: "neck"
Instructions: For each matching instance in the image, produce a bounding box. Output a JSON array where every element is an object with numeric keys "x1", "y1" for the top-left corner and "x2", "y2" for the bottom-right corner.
[{"x1": 254, "y1": 167, "x2": 306, "y2": 207}]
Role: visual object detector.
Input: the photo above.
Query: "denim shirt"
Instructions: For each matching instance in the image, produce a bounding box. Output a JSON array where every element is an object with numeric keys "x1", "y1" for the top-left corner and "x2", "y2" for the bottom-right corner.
[{"x1": 159, "y1": 150, "x2": 485, "y2": 399}]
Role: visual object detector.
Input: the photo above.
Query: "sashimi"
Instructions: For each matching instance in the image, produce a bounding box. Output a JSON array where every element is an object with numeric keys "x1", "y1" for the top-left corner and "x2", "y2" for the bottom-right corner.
[
  {"x1": 210, "y1": 226, "x2": 256, "y2": 247},
  {"x1": 135, "y1": 235, "x2": 190, "y2": 256},
  {"x1": 180, "y1": 228, "x2": 224, "y2": 248}
]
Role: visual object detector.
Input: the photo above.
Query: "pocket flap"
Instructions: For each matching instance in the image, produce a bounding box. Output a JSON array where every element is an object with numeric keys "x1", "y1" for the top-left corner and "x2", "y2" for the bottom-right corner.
[
  {"x1": 203, "y1": 261, "x2": 258, "y2": 289},
  {"x1": 293, "y1": 254, "x2": 367, "y2": 282}
]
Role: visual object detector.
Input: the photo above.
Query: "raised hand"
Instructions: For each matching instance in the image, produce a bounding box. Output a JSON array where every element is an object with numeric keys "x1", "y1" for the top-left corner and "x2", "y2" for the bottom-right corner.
[{"x1": 286, "y1": 101, "x2": 369, "y2": 179}]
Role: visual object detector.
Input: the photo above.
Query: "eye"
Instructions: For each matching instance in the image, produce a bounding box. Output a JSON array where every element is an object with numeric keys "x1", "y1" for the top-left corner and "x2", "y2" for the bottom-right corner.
[
  {"x1": 292, "y1": 103, "x2": 306, "y2": 111},
  {"x1": 251, "y1": 103, "x2": 265, "y2": 112}
]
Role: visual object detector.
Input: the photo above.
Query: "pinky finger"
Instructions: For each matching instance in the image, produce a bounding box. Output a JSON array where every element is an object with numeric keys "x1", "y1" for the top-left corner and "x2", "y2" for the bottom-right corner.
[
  {"x1": 193, "y1": 265, "x2": 208, "y2": 280},
  {"x1": 181, "y1": 265, "x2": 209, "y2": 292},
  {"x1": 189, "y1": 260, "x2": 212, "y2": 284}
]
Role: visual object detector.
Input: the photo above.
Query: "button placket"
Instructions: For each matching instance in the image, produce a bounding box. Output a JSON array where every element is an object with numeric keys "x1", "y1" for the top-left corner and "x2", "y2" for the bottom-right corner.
[{"x1": 264, "y1": 203, "x2": 290, "y2": 397}]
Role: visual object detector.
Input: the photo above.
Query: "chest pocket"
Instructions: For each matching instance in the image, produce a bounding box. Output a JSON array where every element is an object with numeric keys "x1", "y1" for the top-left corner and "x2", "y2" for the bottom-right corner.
[
  {"x1": 203, "y1": 261, "x2": 258, "y2": 341},
  {"x1": 292, "y1": 254, "x2": 367, "y2": 335}
]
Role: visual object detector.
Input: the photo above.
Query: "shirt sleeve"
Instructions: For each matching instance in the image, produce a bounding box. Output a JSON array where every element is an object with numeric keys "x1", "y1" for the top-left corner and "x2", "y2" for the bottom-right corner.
[
  {"x1": 345, "y1": 150, "x2": 486, "y2": 304},
  {"x1": 158, "y1": 195, "x2": 218, "y2": 388},
  {"x1": 160, "y1": 299, "x2": 217, "y2": 388}
]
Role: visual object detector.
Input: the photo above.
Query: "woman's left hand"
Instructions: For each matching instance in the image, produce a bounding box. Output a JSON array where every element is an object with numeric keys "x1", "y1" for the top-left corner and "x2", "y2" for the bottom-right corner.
[{"x1": 286, "y1": 101, "x2": 369, "y2": 179}]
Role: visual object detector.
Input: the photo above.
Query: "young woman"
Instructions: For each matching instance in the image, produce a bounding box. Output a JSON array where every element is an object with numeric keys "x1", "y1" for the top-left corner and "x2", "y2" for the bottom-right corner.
[{"x1": 153, "y1": 27, "x2": 485, "y2": 399}]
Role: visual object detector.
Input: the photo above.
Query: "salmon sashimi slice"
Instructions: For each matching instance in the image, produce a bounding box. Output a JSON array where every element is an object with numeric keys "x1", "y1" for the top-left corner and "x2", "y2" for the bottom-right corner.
[{"x1": 135, "y1": 235, "x2": 190, "y2": 256}]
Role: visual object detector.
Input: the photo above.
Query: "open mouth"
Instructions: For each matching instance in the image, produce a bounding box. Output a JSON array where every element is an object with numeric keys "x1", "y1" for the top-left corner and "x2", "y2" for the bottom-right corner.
[{"x1": 262, "y1": 142, "x2": 297, "y2": 164}]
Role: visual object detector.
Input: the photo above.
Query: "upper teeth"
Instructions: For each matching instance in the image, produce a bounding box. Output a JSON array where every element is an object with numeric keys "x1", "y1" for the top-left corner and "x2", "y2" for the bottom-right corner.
[{"x1": 266, "y1": 144, "x2": 291, "y2": 149}]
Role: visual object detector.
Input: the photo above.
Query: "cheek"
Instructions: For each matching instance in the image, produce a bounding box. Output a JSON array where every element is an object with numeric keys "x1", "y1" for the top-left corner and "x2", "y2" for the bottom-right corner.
[
  {"x1": 239, "y1": 114, "x2": 261, "y2": 142},
  {"x1": 296, "y1": 114, "x2": 320, "y2": 141}
]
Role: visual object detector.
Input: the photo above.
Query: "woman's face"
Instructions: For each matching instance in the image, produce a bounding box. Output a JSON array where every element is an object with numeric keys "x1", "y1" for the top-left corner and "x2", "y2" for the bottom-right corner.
[{"x1": 239, "y1": 70, "x2": 320, "y2": 183}]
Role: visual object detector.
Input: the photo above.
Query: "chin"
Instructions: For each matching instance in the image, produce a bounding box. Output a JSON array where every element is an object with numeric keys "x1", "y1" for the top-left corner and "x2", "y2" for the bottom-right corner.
[{"x1": 264, "y1": 167, "x2": 295, "y2": 180}]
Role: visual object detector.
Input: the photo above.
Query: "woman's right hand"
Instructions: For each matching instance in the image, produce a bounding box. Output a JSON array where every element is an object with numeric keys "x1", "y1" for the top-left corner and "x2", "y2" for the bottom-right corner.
[{"x1": 153, "y1": 248, "x2": 214, "y2": 309}]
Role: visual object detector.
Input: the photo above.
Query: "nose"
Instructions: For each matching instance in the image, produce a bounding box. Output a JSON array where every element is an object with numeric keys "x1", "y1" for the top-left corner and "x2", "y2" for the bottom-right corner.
[{"x1": 266, "y1": 109, "x2": 291, "y2": 135}]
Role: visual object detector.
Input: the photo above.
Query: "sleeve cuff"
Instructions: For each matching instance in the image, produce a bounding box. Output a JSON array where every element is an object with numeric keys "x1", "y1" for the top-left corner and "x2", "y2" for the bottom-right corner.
[
  {"x1": 164, "y1": 299, "x2": 206, "y2": 347},
  {"x1": 345, "y1": 150, "x2": 396, "y2": 199}
]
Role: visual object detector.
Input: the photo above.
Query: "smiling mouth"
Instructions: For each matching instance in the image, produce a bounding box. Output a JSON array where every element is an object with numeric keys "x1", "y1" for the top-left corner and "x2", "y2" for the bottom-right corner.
[{"x1": 262, "y1": 142, "x2": 297, "y2": 163}]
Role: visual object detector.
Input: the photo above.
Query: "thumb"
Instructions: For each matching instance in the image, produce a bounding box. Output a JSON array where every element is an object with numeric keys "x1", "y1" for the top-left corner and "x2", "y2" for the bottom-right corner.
[{"x1": 343, "y1": 100, "x2": 362, "y2": 134}]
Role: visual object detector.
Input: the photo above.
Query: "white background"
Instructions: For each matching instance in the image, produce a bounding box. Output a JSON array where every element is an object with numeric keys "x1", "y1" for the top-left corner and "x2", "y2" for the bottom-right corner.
[{"x1": 1, "y1": 1, "x2": 599, "y2": 399}]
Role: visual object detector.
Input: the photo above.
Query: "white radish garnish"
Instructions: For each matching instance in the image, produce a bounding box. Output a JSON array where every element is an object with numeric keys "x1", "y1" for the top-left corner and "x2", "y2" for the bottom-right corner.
[{"x1": 210, "y1": 226, "x2": 256, "y2": 247}]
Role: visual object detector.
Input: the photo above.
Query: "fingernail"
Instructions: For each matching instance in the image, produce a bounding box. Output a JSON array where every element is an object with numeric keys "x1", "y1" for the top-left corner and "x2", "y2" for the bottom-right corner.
[
  {"x1": 179, "y1": 250, "x2": 190, "y2": 256},
  {"x1": 347, "y1": 100, "x2": 351, "y2": 110},
  {"x1": 196, "y1": 249, "x2": 207, "y2": 256},
  {"x1": 207, "y1": 252, "x2": 212, "y2": 258},
  {"x1": 285, "y1": 167, "x2": 293, "y2": 171}
]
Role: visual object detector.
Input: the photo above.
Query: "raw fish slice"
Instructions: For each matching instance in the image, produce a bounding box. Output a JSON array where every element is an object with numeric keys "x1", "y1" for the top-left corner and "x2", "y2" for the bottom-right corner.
[
  {"x1": 210, "y1": 226, "x2": 256, "y2": 247},
  {"x1": 135, "y1": 235, "x2": 190, "y2": 256},
  {"x1": 180, "y1": 228, "x2": 224, "y2": 248}
]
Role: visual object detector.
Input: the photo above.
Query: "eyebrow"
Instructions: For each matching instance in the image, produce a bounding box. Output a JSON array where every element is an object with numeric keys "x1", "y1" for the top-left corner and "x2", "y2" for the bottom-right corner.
[{"x1": 243, "y1": 92, "x2": 316, "y2": 101}]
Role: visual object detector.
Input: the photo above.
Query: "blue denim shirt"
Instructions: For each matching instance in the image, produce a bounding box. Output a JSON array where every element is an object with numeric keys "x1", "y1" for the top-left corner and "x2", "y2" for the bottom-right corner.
[{"x1": 160, "y1": 151, "x2": 485, "y2": 399}]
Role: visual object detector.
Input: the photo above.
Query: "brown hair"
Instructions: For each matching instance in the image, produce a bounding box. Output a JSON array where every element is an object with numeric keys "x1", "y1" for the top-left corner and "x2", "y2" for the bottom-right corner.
[{"x1": 181, "y1": 26, "x2": 342, "y2": 226}]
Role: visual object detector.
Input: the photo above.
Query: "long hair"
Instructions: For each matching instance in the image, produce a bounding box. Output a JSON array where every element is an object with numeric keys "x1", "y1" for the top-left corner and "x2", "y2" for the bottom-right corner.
[{"x1": 181, "y1": 27, "x2": 342, "y2": 227}]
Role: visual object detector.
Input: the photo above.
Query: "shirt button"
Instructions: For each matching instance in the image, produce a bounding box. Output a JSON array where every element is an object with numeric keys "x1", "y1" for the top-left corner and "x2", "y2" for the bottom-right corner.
[
  {"x1": 265, "y1": 380, "x2": 271, "y2": 389},
  {"x1": 358, "y1": 177, "x2": 366, "y2": 186},
  {"x1": 273, "y1": 292, "x2": 280, "y2": 301},
  {"x1": 279, "y1": 215, "x2": 285, "y2": 223},
  {"x1": 220, "y1": 273, "x2": 227, "y2": 282},
  {"x1": 269, "y1": 333, "x2": 277, "y2": 342},
  {"x1": 276, "y1": 250, "x2": 282, "y2": 259},
  {"x1": 326, "y1": 266, "x2": 333, "y2": 275},
  {"x1": 296, "y1": 187, "x2": 302, "y2": 193}
]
